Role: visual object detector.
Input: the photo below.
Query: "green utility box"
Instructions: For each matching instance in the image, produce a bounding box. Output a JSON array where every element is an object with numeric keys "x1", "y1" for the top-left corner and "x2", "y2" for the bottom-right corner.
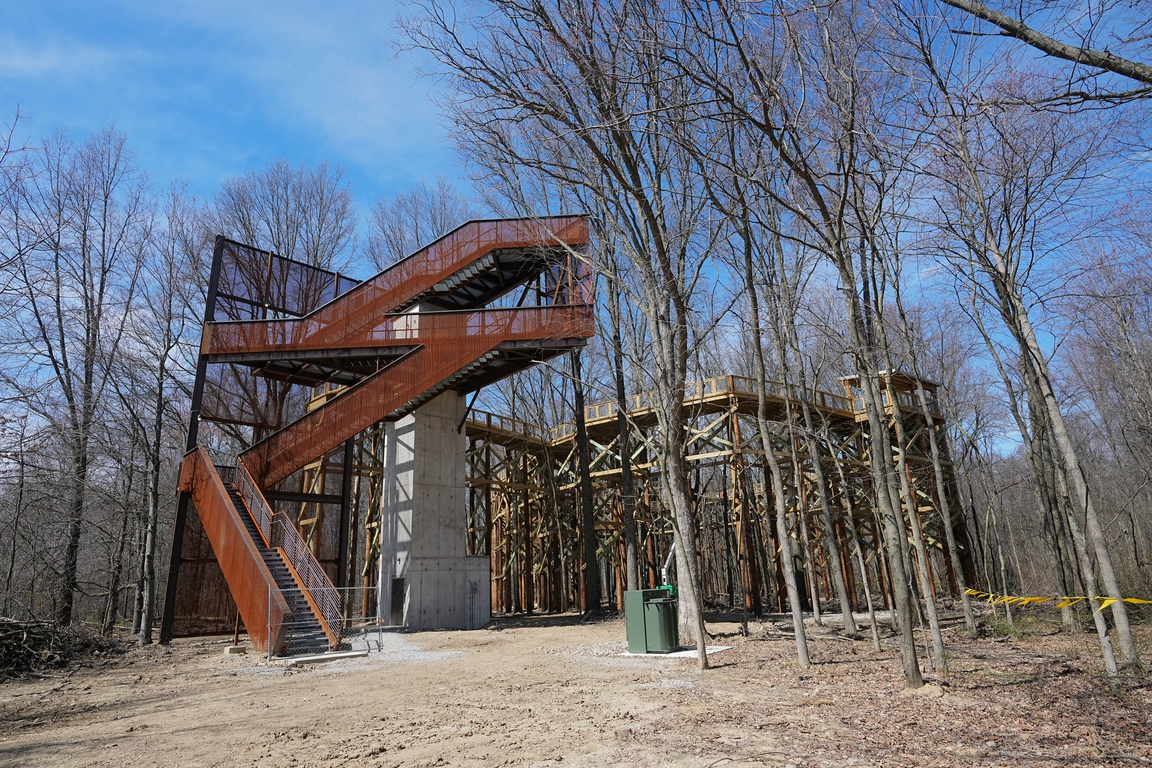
[{"x1": 624, "y1": 589, "x2": 680, "y2": 654}]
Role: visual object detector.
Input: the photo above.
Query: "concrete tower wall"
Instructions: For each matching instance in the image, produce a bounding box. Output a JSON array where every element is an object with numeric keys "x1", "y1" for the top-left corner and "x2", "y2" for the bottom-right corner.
[{"x1": 378, "y1": 391, "x2": 491, "y2": 630}]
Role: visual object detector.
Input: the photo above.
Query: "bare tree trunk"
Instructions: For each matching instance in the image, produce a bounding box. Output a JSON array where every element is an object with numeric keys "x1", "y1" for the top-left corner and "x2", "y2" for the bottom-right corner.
[
  {"x1": 797, "y1": 407, "x2": 856, "y2": 636},
  {"x1": 914, "y1": 381, "x2": 976, "y2": 631},
  {"x1": 792, "y1": 450, "x2": 823, "y2": 627},
  {"x1": 827, "y1": 424, "x2": 881, "y2": 650},
  {"x1": 663, "y1": 424, "x2": 710, "y2": 669},
  {"x1": 607, "y1": 274, "x2": 639, "y2": 591},
  {"x1": 1014, "y1": 308, "x2": 1139, "y2": 669},
  {"x1": 3, "y1": 431, "x2": 27, "y2": 617},
  {"x1": 57, "y1": 448, "x2": 90, "y2": 626},
  {"x1": 888, "y1": 280, "x2": 977, "y2": 632},
  {"x1": 968, "y1": 281, "x2": 1125, "y2": 667},
  {"x1": 1030, "y1": 390, "x2": 1078, "y2": 632},
  {"x1": 880, "y1": 368, "x2": 947, "y2": 672},
  {"x1": 1054, "y1": 464, "x2": 1119, "y2": 675},
  {"x1": 841, "y1": 289, "x2": 923, "y2": 687},
  {"x1": 138, "y1": 376, "x2": 166, "y2": 644},
  {"x1": 103, "y1": 497, "x2": 133, "y2": 636},
  {"x1": 739, "y1": 233, "x2": 809, "y2": 666}
]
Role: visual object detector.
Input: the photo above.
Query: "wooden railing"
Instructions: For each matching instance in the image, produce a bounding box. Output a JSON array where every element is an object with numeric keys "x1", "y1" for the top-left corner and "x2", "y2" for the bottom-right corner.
[
  {"x1": 466, "y1": 410, "x2": 550, "y2": 443},
  {"x1": 851, "y1": 387, "x2": 942, "y2": 417},
  {"x1": 543, "y1": 374, "x2": 856, "y2": 443}
]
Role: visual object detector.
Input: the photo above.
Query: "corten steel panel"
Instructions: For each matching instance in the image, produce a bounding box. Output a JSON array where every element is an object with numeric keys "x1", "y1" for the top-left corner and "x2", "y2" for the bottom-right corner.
[
  {"x1": 239, "y1": 305, "x2": 595, "y2": 487},
  {"x1": 235, "y1": 456, "x2": 343, "y2": 649},
  {"x1": 169, "y1": 504, "x2": 238, "y2": 637},
  {"x1": 203, "y1": 217, "x2": 589, "y2": 356},
  {"x1": 205, "y1": 302, "x2": 593, "y2": 358},
  {"x1": 199, "y1": 240, "x2": 362, "y2": 432},
  {"x1": 179, "y1": 447, "x2": 291, "y2": 654},
  {"x1": 173, "y1": 216, "x2": 593, "y2": 646}
]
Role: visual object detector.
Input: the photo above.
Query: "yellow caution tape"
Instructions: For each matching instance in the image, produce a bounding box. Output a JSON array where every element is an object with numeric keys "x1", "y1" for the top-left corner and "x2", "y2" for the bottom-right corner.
[{"x1": 965, "y1": 589, "x2": 1152, "y2": 613}]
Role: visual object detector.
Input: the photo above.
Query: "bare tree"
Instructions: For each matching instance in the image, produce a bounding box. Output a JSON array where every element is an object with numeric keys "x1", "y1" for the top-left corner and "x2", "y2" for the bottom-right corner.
[
  {"x1": 0, "y1": 127, "x2": 149, "y2": 625},
  {"x1": 691, "y1": 134, "x2": 814, "y2": 660},
  {"x1": 908, "y1": 14, "x2": 1141, "y2": 669},
  {"x1": 212, "y1": 158, "x2": 357, "y2": 271},
  {"x1": 366, "y1": 176, "x2": 474, "y2": 269},
  {"x1": 114, "y1": 185, "x2": 203, "y2": 644},
  {"x1": 680, "y1": 0, "x2": 926, "y2": 687},
  {"x1": 400, "y1": 0, "x2": 720, "y2": 668},
  {"x1": 939, "y1": 0, "x2": 1152, "y2": 103}
]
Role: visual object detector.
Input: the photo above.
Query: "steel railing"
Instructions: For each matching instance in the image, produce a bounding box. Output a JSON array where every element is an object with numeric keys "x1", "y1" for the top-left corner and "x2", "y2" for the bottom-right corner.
[
  {"x1": 240, "y1": 305, "x2": 595, "y2": 486},
  {"x1": 271, "y1": 512, "x2": 343, "y2": 647},
  {"x1": 178, "y1": 448, "x2": 289, "y2": 655},
  {"x1": 204, "y1": 302, "x2": 595, "y2": 357},
  {"x1": 202, "y1": 217, "x2": 590, "y2": 356},
  {"x1": 236, "y1": 456, "x2": 342, "y2": 651},
  {"x1": 235, "y1": 460, "x2": 273, "y2": 546}
]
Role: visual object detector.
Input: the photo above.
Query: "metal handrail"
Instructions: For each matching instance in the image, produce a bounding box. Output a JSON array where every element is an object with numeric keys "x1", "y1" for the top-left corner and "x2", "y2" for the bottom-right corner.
[
  {"x1": 236, "y1": 455, "x2": 342, "y2": 650},
  {"x1": 241, "y1": 304, "x2": 595, "y2": 486},
  {"x1": 272, "y1": 512, "x2": 344, "y2": 647},
  {"x1": 204, "y1": 303, "x2": 595, "y2": 357},
  {"x1": 202, "y1": 217, "x2": 590, "y2": 354},
  {"x1": 235, "y1": 460, "x2": 273, "y2": 546},
  {"x1": 178, "y1": 448, "x2": 289, "y2": 655}
]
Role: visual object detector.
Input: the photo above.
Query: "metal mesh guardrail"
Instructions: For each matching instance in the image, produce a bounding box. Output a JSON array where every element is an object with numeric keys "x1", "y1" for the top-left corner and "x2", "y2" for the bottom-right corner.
[
  {"x1": 239, "y1": 304, "x2": 594, "y2": 486},
  {"x1": 204, "y1": 217, "x2": 589, "y2": 356},
  {"x1": 272, "y1": 512, "x2": 343, "y2": 646}
]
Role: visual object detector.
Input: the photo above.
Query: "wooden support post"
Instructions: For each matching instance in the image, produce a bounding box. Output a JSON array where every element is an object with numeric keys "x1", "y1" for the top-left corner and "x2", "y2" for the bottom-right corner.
[
  {"x1": 523, "y1": 452, "x2": 534, "y2": 613},
  {"x1": 729, "y1": 405, "x2": 762, "y2": 616},
  {"x1": 336, "y1": 439, "x2": 353, "y2": 590},
  {"x1": 906, "y1": 467, "x2": 940, "y2": 605},
  {"x1": 645, "y1": 522, "x2": 657, "y2": 588},
  {"x1": 837, "y1": 520, "x2": 859, "y2": 612}
]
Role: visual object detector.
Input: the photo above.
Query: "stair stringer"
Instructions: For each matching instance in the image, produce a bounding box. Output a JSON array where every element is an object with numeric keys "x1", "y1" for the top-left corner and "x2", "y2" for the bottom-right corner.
[
  {"x1": 242, "y1": 326, "x2": 514, "y2": 486},
  {"x1": 177, "y1": 448, "x2": 291, "y2": 655}
]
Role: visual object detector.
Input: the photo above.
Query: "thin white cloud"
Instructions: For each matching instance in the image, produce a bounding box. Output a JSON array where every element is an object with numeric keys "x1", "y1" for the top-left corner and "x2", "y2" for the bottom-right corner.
[
  {"x1": 0, "y1": 36, "x2": 124, "y2": 80},
  {"x1": 1, "y1": 0, "x2": 463, "y2": 201},
  {"x1": 117, "y1": 0, "x2": 444, "y2": 168}
]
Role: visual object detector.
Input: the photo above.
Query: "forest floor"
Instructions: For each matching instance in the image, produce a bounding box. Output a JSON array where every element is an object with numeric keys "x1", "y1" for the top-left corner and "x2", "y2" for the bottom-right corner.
[{"x1": 0, "y1": 610, "x2": 1150, "y2": 767}]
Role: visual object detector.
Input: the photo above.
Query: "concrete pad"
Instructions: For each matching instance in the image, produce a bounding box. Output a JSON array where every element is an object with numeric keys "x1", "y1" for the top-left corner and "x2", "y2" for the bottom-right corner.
[
  {"x1": 223, "y1": 645, "x2": 247, "y2": 655},
  {"x1": 621, "y1": 645, "x2": 731, "y2": 658},
  {"x1": 275, "y1": 650, "x2": 370, "y2": 666}
]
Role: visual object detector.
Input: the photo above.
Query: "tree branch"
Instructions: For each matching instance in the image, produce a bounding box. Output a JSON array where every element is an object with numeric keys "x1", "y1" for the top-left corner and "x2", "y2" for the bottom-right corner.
[{"x1": 939, "y1": 0, "x2": 1152, "y2": 85}]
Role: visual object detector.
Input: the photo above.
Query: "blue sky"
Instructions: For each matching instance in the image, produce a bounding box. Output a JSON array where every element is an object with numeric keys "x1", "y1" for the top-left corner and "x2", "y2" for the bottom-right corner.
[{"x1": 0, "y1": 0, "x2": 461, "y2": 206}]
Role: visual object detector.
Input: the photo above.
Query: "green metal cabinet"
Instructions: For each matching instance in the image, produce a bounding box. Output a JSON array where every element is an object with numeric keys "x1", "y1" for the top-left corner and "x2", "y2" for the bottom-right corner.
[{"x1": 624, "y1": 589, "x2": 680, "y2": 653}]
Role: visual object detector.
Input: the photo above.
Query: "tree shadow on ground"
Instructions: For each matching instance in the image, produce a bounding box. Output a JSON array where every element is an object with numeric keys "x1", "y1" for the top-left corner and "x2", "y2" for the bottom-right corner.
[{"x1": 485, "y1": 611, "x2": 617, "y2": 631}]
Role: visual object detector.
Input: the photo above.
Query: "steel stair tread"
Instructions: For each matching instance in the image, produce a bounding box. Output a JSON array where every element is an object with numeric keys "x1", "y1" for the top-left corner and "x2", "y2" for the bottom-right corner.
[{"x1": 219, "y1": 479, "x2": 336, "y2": 657}]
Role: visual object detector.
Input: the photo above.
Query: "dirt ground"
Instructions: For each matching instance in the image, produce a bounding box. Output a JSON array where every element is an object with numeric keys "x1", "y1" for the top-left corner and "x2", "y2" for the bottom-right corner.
[{"x1": 1, "y1": 612, "x2": 1150, "y2": 767}]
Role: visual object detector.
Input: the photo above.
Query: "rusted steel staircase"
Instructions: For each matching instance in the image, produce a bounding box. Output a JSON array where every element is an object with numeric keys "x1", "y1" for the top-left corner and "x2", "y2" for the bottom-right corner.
[{"x1": 171, "y1": 217, "x2": 593, "y2": 655}]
